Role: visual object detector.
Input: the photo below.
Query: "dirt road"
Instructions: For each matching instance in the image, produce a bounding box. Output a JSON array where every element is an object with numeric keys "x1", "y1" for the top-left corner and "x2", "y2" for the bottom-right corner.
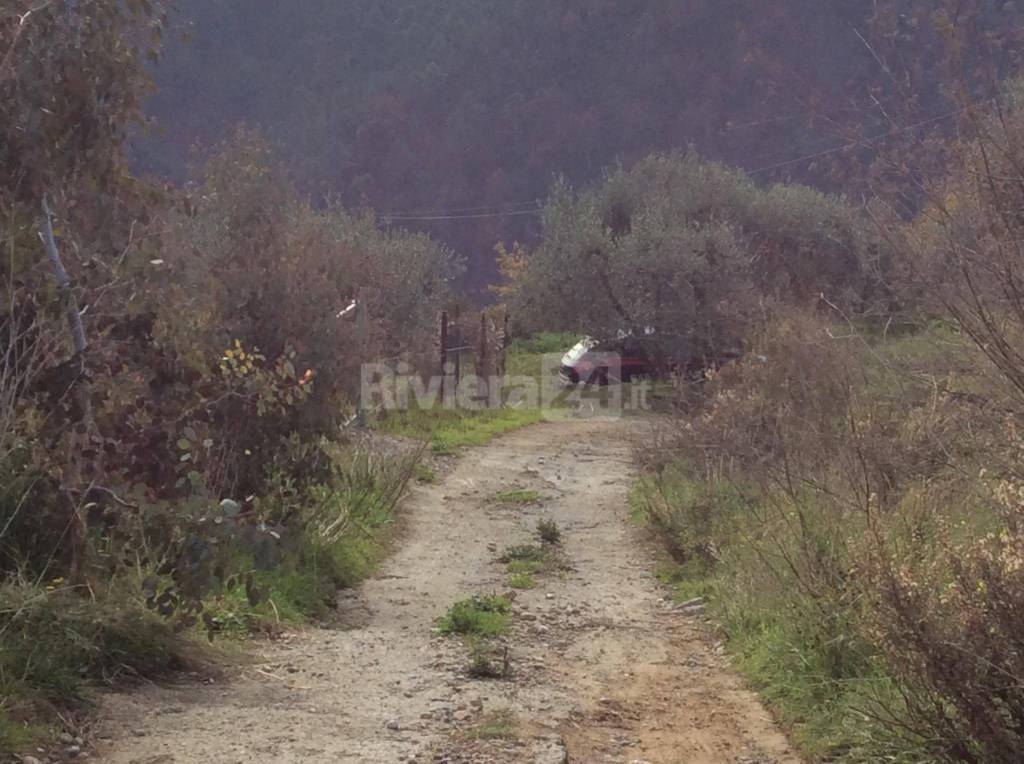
[{"x1": 97, "y1": 419, "x2": 798, "y2": 763}]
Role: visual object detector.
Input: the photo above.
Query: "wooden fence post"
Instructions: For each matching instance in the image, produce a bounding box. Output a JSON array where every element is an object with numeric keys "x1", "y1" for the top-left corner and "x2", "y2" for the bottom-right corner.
[
  {"x1": 499, "y1": 309, "x2": 509, "y2": 377},
  {"x1": 478, "y1": 311, "x2": 489, "y2": 404},
  {"x1": 453, "y1": 305, "x2": 461, "y2": 387},
  {"x1": 440, "y1": 310, "x2": 448, "y2": 401}
]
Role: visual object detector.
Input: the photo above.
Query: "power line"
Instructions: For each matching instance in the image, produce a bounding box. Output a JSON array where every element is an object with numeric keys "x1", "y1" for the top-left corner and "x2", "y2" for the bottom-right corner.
[
  {"x1": 748, "y1": 95, "x2": 996, "y2": 176},
  {"x1": 384, "y1": 206, "x2": 542, "y2": 222},
  {"x1": 382, "y1": 198, "x2": 541, "y2": 217}
]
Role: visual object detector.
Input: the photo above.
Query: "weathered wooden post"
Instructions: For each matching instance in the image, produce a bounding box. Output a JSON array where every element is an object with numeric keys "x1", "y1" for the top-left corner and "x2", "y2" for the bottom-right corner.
[
  {"x1": 355, "y1": 292, "x2": 369, "y2": 427},
  {"x1": 453, "y1": 305, "x2": 461, "y2": 388},
  {"x1": 440, "y1": 310, "x2": 448, "y2": 402},
  {"x1": 478, "y1": 311, "x2": 489, "y2": 404},
  {"x1": 39, "y1": 195, "x2": 88, "y2": 585},
  {"x1": 499, "y1": 309, "x2": 509, "y2": 377}
]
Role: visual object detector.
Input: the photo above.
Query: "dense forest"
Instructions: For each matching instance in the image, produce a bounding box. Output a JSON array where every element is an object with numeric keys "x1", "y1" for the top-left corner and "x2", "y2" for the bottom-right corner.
[{"x1": 140, "y1": 0, "x2": 1022, "y2": 288}]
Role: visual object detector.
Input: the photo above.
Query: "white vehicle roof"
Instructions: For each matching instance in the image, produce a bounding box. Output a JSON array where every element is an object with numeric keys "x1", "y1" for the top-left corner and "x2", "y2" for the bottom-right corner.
[{"x1": 561, "y1": 337, "x2": 596, "y2": 365}]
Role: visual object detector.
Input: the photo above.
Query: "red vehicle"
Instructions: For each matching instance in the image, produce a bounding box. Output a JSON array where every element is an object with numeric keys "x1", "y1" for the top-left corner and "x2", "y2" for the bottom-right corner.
[{"x1": 558, "y1": 336, "x2": 659, "y2": 385}]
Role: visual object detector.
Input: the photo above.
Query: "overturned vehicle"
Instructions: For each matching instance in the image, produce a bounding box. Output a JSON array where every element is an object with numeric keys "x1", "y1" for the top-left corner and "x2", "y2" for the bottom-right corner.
[
  {"x1": 557, "y1": 330, "x2": 692, "y2": 386},
  {"x1": 557, "y1": 329, "x2": 741, "y2": 386}
]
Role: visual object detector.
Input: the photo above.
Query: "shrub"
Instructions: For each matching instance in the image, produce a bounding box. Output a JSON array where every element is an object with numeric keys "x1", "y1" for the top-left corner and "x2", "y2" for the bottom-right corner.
[
  {"x1": 506, "y1": 151, "x2": 882, "y2": 357},
  {"x1": 536, "y1": 518, "x2": 561, "y2": 545},
  {"x1": 631, "y1": 310, "x2": 1004, "y2": 760},
  {"x1": 0, "y1": 580, "x2": 212, "y2": 728},
  {"x1": 466, "y1": 641, "x2": 512, "y2": 679},
  {"x1": 437, "y1": 595, "x2": 511, "y2": 637},
  {"x1": 498, "y1": 544, "x2": 546, "y2": 564}
]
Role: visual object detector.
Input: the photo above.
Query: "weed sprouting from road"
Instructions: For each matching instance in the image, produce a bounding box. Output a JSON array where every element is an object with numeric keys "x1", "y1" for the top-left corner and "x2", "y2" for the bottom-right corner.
[
  {"x1": 498, "y1": 544, "x2": 546, "y2": 563},
  {"x1": 414, "y1": 463, "x2": 438, "y2": 484},
  {"x1": 466, "y1": 640, "x2": 512, "y2": 679},
  {"x1": 437, "y1": 595, "x2": 512, "y2": 637},
  {"x1": 536, "y1": 518, "x2": 561, "y2": 545},
  {"x1": 507, "y1": 571, "x2": 536, "y2": 589},
  {"x1": 464, "y1": 708, "x2": 518, "y2": 740},
  {"x1": 492, "y1": 488, "x2": 541, "y2": 505}
]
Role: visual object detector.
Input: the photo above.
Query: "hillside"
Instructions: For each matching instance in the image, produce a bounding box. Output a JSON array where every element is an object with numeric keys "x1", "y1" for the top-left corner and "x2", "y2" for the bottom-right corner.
[{"x1": 138, "y1": 0, "x2": 1020, "y2": 288}]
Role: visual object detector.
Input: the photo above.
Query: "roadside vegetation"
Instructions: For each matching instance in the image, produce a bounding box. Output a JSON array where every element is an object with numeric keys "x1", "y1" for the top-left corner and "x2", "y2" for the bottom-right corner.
[
  {"x1": 618, "y1": 84, "x2": 1024, "y2": 763},
  {"x1": 0, "y1": 5, "x2": 443, "y2": 753},
  {"x1": 5, "y1": 2, "x2": 1024, "y2": 762}
]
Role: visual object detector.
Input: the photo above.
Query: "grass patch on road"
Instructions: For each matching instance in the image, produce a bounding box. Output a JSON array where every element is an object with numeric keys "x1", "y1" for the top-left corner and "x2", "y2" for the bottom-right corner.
[
  {"x1": 492, "y1": 488, "x2": 541, "y2": 505},
  {"x1": 501, "y1": 527, "x2": 565, "y2": 589},
  {"x1": 507, "y1": 571, "x2": 536, "y2": 589},
  {"x1": 437, "y1": 595, "x2": 512, "y2": 637},
  {"x1": 498, "y1": 544, "x2": 547, "y2": 564},
  {"x1": 413, "y1": 462, "x2": 438, "y2": 484},
  {"x1": 467, "y1": 641, "x2": 512, "y2": 679},
  {"x1": 464, "y1": 708, "x2": 519, "y2": 740},
  {"x1": 374, "y1": 407, "x2": 543, "y2": 455}
]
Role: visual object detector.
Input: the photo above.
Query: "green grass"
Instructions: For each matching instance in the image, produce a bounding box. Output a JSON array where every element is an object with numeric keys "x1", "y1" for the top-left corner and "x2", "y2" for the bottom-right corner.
[
  {"x1": 437, "y1": 595, "x2": 512, "y2": 637},
  {"x1": 0, "y1": 447, "x2": 409, "y2": 758},
  {"x1": 498, "y1": 543, "x2": 547, "y2": 563},
  {"x1": 505, "y1": 558, "x2": 545, "y2": 576},
  {"x1": 207, "y1": 506, "x2": 396, "y2": 633},
  {"x1": 0, "y1": 580, "x2": 214, "y2": 753},
  {"x1": 492, "y1": 488, "x2": 540, "y2": 505},
  {"x1": 630, "y1": 467, "x2": 918, "y2": 762},
  {"x1": 0, "y1": 707, "x2": 37, "y2": 755},
  {"x1": 374, "y1": 406, "x2": 543, "y2": 455},
  {"x1": 0, "y1": 490, "x2": 398, "y2": 755},
  {"x1": 502, "y1": 543, "x2": 552, "y2": 589},
  {"x1": 506, "y1": 332, "x2": 579, "y2": 356},
  {"x1": 507, "y1": 571, "x2": 535, "y2": 589},
  {"x1": 413, "y1": 462, "x2": 438, "y2": 483}
]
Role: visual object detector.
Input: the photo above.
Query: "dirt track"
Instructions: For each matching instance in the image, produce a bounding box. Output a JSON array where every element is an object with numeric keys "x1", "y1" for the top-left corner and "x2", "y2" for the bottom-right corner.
[{"x1": 97, "y1": 419, "x2": 798, "y2": 763}]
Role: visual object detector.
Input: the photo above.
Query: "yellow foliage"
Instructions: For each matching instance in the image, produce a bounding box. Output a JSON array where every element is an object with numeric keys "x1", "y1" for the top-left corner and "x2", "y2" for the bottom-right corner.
[{"x1": 490, "y1": 241, "x2": 529, "y2": 298}]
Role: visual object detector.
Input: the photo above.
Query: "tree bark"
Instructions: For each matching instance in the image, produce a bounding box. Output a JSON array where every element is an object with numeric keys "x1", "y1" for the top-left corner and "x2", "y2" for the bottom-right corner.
[
  {"x1": 40, "y1": 195, "x2": 86, "y2": 357},
  {"x1": 38, "y1": 194, "x2": 89, "y2": 585}
]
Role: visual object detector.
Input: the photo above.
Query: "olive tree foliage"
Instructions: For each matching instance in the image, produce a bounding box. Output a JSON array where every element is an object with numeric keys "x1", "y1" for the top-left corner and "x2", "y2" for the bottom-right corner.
[
  {"x1": 0, "y1": 1, "x2": 169, "y2": 580},
  {"x1": 505, "y1": 152, "x2": 882, "y2": 362},
  {"x1": 1, "y1": 0, "x2": 167, "y2": 219},
  {"x1": 155, "y1": 131, "x2": 462, "y2": 429}
]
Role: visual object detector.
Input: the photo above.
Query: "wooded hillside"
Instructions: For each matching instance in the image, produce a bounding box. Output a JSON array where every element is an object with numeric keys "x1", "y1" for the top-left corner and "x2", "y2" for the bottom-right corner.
[{"x1": 140, "y1": 0, "x2": 1022, "y2": 288}]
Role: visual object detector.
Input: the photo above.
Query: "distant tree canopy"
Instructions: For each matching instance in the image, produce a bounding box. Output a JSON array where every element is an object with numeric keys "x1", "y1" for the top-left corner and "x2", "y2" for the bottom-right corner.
[
  {"x1": 138, "y1": 0, "x2": 1022, "y2": 289},
  {"x1": 503, "y1": 152, "x2": 882, "y2": 362}
]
